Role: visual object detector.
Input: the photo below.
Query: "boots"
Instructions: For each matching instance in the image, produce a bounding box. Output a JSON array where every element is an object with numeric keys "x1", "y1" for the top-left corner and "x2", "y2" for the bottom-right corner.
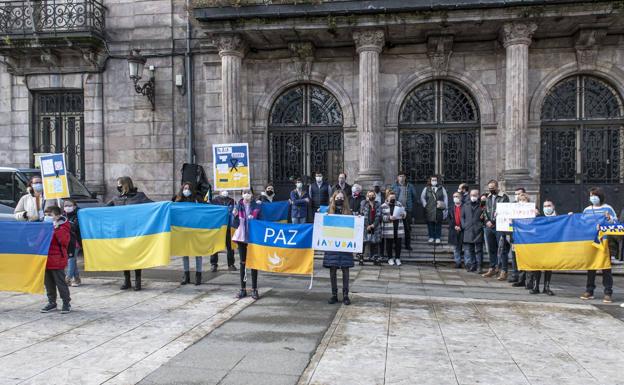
[
  {"x1": 195, "y1": 272, "x2": 202, "y2": 286},
  {"x1": 120, "y1": 271, "x2": 132, "y2": 290},
  {"x1": 328, "y1": 290, "x2": 339, "y2": 304},
  {"x1": 496, "y1": 271, "x2": 508, "y2": 281},
  {"x1": 543, "y1": 272, "x2": 554, "y2": 296},
  {"x1": 181, "y1": 271, "x2": 190, "y2": 285},
  {"x1": 482, "y1": 268, "x2": 497, "y2": 278},
  {"x1": 342, "y1": 289, "x2": 351, "y2": 306},
  {"x1": 133, "y1": 270, "x2": 142, "y2": 291}
]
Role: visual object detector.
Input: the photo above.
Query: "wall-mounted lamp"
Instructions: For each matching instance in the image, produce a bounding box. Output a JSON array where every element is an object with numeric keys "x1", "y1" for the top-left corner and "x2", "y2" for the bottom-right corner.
[{"x1": 127, "y1": 49, "x2": 155, "y2": 110}]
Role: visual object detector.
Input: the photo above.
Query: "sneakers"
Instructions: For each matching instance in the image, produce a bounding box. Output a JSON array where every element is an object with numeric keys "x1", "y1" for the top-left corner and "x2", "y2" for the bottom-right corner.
[
  {"x1": 211, "y1": 265, "x2": 218, "y2": 273},
  {"x1": 579, "y1": 292, "x2": 594, "y2": 300},
  {"x1": 237, "y1": 289, "x2": 247, "y2": 299},
  {"x1": 428, "y1": 238, "x2": 434, "y2": 243},
  {"x1": 435, "y1": 238, "x2": 441, "y2": 244},
  {"x1": 497, "y1": 271, "x2": 508, "y2": 281},
  {"x1": 619, "y1": 303, "x2": 624, "y2": 308},
  {"x1": 603, "y1": 295, "x2": 613, "y2": 304},
  {"x1": 40, "y1": 303, "x2": 57, "y2": 313},
  {"x1": 388, "y1": 258, "x2": 395, "y2": 266},
  {"x1": 60, "y1": 303, "x2": 71, "y2": 314},
  {"x1": 70, "y1": 278, "x2": 81, "y2": 287},
  {"x1": 395, "y1": 258, "x2": 402, "y2": 266},
  {"x1": 228, "y1": 265, "x2": 237, "y2": 271},
  {"x1": 251, "y1": 290, "x2": 260, "y2": 300}
]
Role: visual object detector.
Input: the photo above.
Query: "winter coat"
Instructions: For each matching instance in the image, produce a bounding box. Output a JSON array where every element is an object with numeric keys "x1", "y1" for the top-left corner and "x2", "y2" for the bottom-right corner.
[
  {"x1": 106, "y1": 189, "x2": 152, "y2": 206},
  {"x1": 309, "y1": 182, "x2": 332, "y2": 209},
  {"x1": 333, "y1": 182, "x2": 352, "y2": 198},
  {"x1": 14, "y1": 189, "x2": 57, "y2": 221},
  {"x1": 484, "y1": 191, "x2": 509, "y2": 225},
  {"x1": 448, "y1": 204, "x2": 463, "y2": 246},
  {"x1": 211, "y1": 195, "x2": 235, "y2": 207},
  {"x1": 349, "y1": 194, "x2": 366, "y2": 215},
  {"x1": 381, "y1": 201, "x2": 405, "y2": 239},
  {"x1": 360, "y1": 200, "x2": 382, "y2": 244},
  {"x1": 290, "y1": 189, "x2": 309, "y2": 219},
  {"x1": 322, "y1": 206, "x2": 354, "y2": 268},
  {"x1": 420, "y1": 186, "x2": 448, "y2": 223},
  {"x1": 391, "y1": 182, "x2": 417, "y2": 213},
  {"x1": 172, "y1": 194, "x2": 202, "y2": 203},
  {"x1": 260, "y1": 192, "x2": 275, "y2": 203},
  {"x1": 47, "y1": 219, "x2": 71, "y2": 270},
  {"x1": 461, "y1": 201, "x2": 484, "y2": 244},
  {"x1": 65, "y1": 211, "x2": 82, "y2": 259},
  {"x1": 232, "y1": 199, "x2": 261, "y2": 244}
]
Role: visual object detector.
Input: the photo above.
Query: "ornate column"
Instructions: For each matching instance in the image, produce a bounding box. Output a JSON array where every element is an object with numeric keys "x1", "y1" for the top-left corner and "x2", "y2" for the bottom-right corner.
[
  {"x1": 353, "y1": 29, "x2": 384, "y2": 187},
  {"x1": 214, "y1": 34, "x2": 246, "y2": 142},
  {"x1": 501, "y1": 22, "x2": 537, "y2": 186}
]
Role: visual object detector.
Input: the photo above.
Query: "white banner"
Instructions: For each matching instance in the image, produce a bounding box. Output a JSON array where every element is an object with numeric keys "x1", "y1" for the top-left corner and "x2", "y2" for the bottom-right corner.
[
  {"x1": 312, "y1": 213, "x2": 364, "y2": 253},
  {"x1": 496, "y1": 202, "x2": 536, "y2": 232}
]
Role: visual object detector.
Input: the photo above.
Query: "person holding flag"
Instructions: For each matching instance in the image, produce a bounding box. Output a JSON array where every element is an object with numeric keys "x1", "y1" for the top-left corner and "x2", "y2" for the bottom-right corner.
[
  {"x1": 173, "y1": 182, "x2": 205, "y2": 285},
  {"x1": 232, "y1": 189, "x2": 261, "y2": 299},
  {"x1": 210, "y1": 190, "x2": 237, "y2": 272},
  {"x1": 323, "y1": 190, "x2": 354, "y2": 305},
  {"x1": 14, "y1": 175, "x2": 57, "y2": 221}
]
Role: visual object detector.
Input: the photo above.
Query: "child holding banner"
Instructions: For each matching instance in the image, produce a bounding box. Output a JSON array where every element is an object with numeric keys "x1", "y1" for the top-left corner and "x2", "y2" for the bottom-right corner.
[
  {"x1": 324, "y1": 191, "x2": 354, "y2": 305},
  {"x1": 232, "y1": 189, "x2": 261, "y2": 300},
  {"x1": 41, "y1": 206, "x2": 72, "y2": 314}
]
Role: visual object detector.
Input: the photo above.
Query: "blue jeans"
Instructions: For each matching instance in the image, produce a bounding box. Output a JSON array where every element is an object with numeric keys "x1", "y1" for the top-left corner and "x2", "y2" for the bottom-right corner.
[
  {"x1": 484, "y1": 227, "x2": 510, "y2": 271},
  {"x1": 426, "y1": 222, "x2": 442, "y2": 239},
  {"x1": 182, "y1": 256, "x2": 203, "y2": 272},
  {"x1": 464, "y1": 242, "x2": 483, "y2": 271},
  {"x1": 292, "y1": 217, "x2": 306, "y2": 224},
  {"x1": 453, "y1": 242, "x2": 463, "y2": 266},
  {"x1": 66, "y1": 256, "x2": 79, "y2": 279}
]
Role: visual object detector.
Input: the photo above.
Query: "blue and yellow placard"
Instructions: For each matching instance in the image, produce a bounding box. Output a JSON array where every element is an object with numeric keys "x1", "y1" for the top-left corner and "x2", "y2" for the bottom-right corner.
[
  {"x1": 39, "y1": 153, "x2": 70, "y2": 199},
  {"x1": 213, "y1": 143, "x2": 250, "y2": 190}
]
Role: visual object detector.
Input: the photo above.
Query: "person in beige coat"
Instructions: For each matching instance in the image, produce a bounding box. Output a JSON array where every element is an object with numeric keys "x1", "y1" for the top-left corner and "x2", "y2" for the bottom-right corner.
[{"x1": 14, "y1": 175, "x2": 57, "y2": 222}]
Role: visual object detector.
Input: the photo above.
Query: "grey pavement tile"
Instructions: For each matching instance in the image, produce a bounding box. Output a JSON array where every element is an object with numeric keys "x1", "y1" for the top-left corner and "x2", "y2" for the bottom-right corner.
[
  {"x1": 233, "y1": 350, "x2": 310, "y2": 375},
  {"x1": 220, "y1": 371, "x2": 299, "y2": 385},
  {"x1": 139, "y1": 367, "x2": 228, "y2": 385}
]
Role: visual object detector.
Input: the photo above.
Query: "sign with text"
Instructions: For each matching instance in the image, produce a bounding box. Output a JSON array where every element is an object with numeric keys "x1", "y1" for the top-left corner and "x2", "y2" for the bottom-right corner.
[
  {"x1": 39, "y1": 153, "x2": 70, "y2": 199},
  {"x1": 312, "y1": 213, "x2": 364, "y2": 253},
  {"x1": 212, "y1": 143, "x2": 250, "y2": 191},
  {"x1": 496, "y1": 202, "x2": 536, "y2": 232}
]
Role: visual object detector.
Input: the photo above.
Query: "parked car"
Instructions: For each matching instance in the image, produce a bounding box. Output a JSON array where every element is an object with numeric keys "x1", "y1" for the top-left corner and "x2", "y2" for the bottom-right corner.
[{"x1": 0, "y1": 167, "x2": 102, "y2": 221}]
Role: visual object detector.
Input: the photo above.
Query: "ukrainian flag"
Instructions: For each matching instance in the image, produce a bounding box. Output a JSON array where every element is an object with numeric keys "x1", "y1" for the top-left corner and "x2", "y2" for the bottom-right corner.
[
  {"x1": 247, "y1": 220, "x2": 314, "y2": 275},
  {"x1": 259, "y1": 201, "x2": 290, "y2": 223},
  {"x1": 0, "y1": 222, "x2": 53, "y2": 294},
  {"x1": 170, "y1": 202, "x2": 228, "y2": 256},
  {"x1": 79, "y1": 202, "x2": 172, "y2": 271},
  {"x1": 322, "y1": 215, "x2": 355, "y2": 239},
  {"x1": 513, "y1": 214, "x2": 611, "y2": 271}
]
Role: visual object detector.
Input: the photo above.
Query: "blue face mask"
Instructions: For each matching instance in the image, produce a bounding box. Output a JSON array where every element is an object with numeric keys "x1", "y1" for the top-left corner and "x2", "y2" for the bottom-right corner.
[
  {"x1": 43, "y1": 216, "x2": 54, "y2": 223},
  {"x1": 32, "y1": 183, "x2": 43, "y2": 192},
  {"x1": 182, "y1": 189, "x2": 191, "y2": 197},
  {"x1": 590, "y1": 196, "x2": 600, "y2": 205}
]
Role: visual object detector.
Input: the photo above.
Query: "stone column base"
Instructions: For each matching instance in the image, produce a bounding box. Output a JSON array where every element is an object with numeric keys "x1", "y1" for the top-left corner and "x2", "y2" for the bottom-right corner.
[{"x1": 356, "y1": 171, "x2": 383, "y2": 190}]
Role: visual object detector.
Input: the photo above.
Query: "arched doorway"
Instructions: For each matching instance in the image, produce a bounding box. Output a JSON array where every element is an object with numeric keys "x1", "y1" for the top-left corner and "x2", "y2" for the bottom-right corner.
[
  {"x1": 540, "y1": 75, "x2": 624, "y2": 214},
  {"x1": 268, "y1": 84, "x2": 343, "y2": 199},
  {"x1": 399, "y1": 80, "x2": 480, "y2": 219}
]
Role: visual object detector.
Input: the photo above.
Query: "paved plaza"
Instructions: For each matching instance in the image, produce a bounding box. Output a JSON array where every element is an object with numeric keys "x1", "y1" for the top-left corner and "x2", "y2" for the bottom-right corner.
[{"x1": 2, "y1": 260, "x2": 624, "y2": 385}]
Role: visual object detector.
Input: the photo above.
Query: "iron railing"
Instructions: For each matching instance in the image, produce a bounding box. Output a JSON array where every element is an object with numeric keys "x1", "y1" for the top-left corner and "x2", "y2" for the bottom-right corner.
[{"x1": 0, "y1": 0, "x2": 105, "y2": 37}]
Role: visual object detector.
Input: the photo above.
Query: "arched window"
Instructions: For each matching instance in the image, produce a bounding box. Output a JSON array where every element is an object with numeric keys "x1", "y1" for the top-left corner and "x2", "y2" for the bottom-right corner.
[
  {"x1": 540, "y1": 75, "x2": 624, "y2": 212},
  {"x1": 399, "y1": 80, "x2": 480, "y2": 185},
  {"x1": 268, "y1": 84, "x2": 343, "y2": 196}
]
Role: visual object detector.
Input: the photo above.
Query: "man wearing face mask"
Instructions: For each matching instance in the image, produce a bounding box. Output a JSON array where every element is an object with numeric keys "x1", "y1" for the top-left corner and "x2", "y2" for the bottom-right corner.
[
  {"x1": 391, "y1": 172, "x2": 417, "y2": 250},
  {"x1": 372, "y1": 181, "x2": 385, "y2": 204},
  {"x1": 290, "y1": 178, "x2": 310, "y2": 224},
  {"x1": 482, "y1": 179, "x2": 510, "y2": 279},
  {"x1": 260, "y1": 183, "x2": 275, "y2": 203},
  {"x1": 461, "y1": 189, "x2": 485, "y2": 273},
  {"x1": 420, "y1": 175, "x2": 448, "y2": 244},
  {"x1": 14, "y1": 176, "x2": 57, "y2": 221},
  {"x1": 309, "y1": 172, "x2": 332, "y2": 221},
  {"x1": 210, "y1": 190, "x2": 237, "y2": 272},
  {"x1": 333, "y1": 173, "x2": 352, "y2": 197}
]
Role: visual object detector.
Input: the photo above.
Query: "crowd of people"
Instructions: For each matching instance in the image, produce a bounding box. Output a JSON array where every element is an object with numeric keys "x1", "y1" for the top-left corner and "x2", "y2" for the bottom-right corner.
[{"x1": 11, "y1": 171, "x2": 622, "y2": 312}]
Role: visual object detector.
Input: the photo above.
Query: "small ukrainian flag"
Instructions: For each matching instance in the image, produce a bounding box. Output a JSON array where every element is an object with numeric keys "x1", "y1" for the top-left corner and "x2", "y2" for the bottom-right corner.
[{"x1": 322, "y1": 215, "x2": 355, "y2": 239}]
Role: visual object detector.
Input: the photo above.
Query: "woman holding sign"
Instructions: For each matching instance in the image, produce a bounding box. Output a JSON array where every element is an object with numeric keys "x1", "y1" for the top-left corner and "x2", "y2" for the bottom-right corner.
[
  {"x1": 232, "y1": 189, "x2": 261, "y2": 300},
  {"x1": 324, "y1": 191, "x2": 354, "y2": 305},
  {"x1": 381, "y1": 191, "x2": 407, "y2": 266}
]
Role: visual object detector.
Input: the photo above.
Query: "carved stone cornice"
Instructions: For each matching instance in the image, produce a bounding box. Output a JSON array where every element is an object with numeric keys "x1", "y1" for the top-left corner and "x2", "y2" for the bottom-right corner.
[
  {"x1": 575, "y1": 28, "x2": 607, "y2": 70},
  {"x1": 353, "y1": 29, "x2": 385, "y2": 54},
  {"x1": 500, "y1": 22, "x2": 537, "y2": 47},
  {"x1": 427, "y1": 35, "x2": 454, "y2": 77},
  {"x1": 213, "y1": 34, "x2": 247, "y2": 58}
]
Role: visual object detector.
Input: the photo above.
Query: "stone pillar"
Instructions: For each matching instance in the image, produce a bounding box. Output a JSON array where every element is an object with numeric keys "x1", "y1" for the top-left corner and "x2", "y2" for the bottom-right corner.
[
  {"x1": 353, "y1": 29, "x2": 384, "y2": 188},
  {"x1": 214, "y1": 34, "x2": 246, "y2": 143},
  {"x1": 501, "y1": 22, "x2": 536, "y2": 187}
]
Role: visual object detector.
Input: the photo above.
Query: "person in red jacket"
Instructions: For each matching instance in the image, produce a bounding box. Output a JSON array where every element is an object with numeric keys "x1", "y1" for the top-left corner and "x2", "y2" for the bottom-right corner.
[{"x1": 40, "y1": 206, "x2": 72, "y2": 314}]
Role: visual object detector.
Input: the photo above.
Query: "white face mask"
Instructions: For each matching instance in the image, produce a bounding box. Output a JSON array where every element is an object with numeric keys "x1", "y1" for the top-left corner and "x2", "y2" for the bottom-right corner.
[
  {"x1": 43, "y1": 215, "x2": 54, "y2": 223},
  {"x1": 453, "y1": 197, "x2": 461, "y2": 204},
  {"x1": 543, "y1": 206, "x2": 554, "y2": 215},
  {"x1": 220, "y1": 190, "x2": 229, "y2": 197},
  {"x1": 590, "y1": 195, "x2": 600, "y2": 205},
  {"x1": 316, "y1": 176, "x2": 323, "y2": 183},
  {"x1": 431, "y1": 180, "x2": 438, "y2": 186},
  {"x1": 470, "y1": 196, "x2": 478, "y2": 202},
  {"x1": 64, "y1": 206, "x2": 75, "y2": 213},
  {"x1": 296, "y1": 182, "x2": 303, "y2": 189},
  {"x1": 243, "y1": 193, "x2": 252, "y2": 201},
  {"x1": 182, "y1": 189, "x2": 191, "y2": 197}
]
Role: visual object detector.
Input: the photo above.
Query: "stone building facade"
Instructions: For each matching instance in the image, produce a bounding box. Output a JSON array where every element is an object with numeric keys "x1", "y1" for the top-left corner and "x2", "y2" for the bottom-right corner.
[{"x1": 1, "y1": 0, "x2": 623, "y2": 214}]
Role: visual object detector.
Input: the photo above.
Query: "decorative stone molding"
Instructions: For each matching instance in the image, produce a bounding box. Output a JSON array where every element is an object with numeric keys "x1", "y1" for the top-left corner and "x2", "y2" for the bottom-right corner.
[
  {"x1": 213, "y1": 34, "x2": 247, "y2": 58},
  {"x1": 288, "y1": 42, "x2": 315, "y2": 80},
  {"x1": 500, "y1": 22, "x2": 537, "y2": 47},
  {"x1": 575, "y1": 28, "x2": 607, "y2": 71},
  {"x1": 427, "y1": 35, "x2": 454, "y2": 77},
  {"x1": 353, "y1": 29, "x2": 385, "y2": 53}
]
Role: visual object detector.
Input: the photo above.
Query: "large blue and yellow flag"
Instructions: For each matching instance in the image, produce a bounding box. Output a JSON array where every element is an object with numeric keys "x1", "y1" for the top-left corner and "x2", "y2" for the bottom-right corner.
[
  {"x1": 0, "y1": 222, "x2": 54, "y2": 294},
  {"x1": 170, "y1": 202, "x2": 228, "y2": 256},
  {"x1": 247, "y1": 220, "x2": 314, "y2": 275},
  {"x1": 259, "y1": 201, "x2": 290, "y2": 223},
  {"x1": 513, "y1": 214, "x2": 611, "y2": 271}
]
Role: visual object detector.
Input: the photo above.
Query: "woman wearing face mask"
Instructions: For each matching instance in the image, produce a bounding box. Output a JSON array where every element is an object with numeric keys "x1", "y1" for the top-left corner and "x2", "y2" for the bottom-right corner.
[
  {"x1": 210, "y1": 190, "x2": 237, "y2": 272},
  {"x1": 580, "y1": 187, "x2": 617, "y2": 303},
  {"x1": 260, "y1": 183, "x2": 275, "y2": 203},
  {"x1": 529, "y1": 199, "x2": 557, "y2": 296},
  {"x1": 290, "y1": 178, "x2": 310, "y2": 224},
  {"x1": 14, "y1": 176, "x2": 57, "y2": 221},
  {"x1": 361, "y1": 190, "x2": 382, "y2": 265},
  {"x1": 349, "y1": 184, "x2": 365, "y2": 216},
  {"x1": 382, "y1": 191, "x2": 407, "y2": 266},
  {"x1": 107, "y1": 176, "x2": 152, "y2": 291},
  {"x1": 173, "y1": 182, "x2": 205, "y2": 285},
  {"x1": 420, "y1": 175, "x2": 448, "y2": 244},
  {"x1": 63, "y1": 199, "x2": 82, "y2": 287},
  {"x1": 232, "y1": 189, "x2": 261, "y2": 299},
  {"x1": 448, "y1": 192, "x2": 464, "y2": 269},
  {"x1": 323, "y1": 191, "x2": 354, "y2": 305}
]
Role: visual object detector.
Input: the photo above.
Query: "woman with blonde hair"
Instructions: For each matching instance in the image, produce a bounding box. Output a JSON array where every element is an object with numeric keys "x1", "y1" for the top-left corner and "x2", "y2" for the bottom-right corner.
[{"x1": 323, "y1": 190, "x2": 354, "y2": 305}]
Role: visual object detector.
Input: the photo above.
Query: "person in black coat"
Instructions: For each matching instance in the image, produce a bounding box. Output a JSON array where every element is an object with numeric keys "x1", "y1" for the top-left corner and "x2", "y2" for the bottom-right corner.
[
  {"x1": 448, "y1": 191, "x2": 464, "y2": 269},
  {"x1": 323, "y1": 190, "x2": 354, "y2": 305},
  {"x1": 309, "y1": 172, "x2": 332, "y2": 221},
  {"x1": 63, "y1": 199, "x2": 82, "y2": 287},
  {"x1": 173, "y1": 182, "x2": 205, "y2": 285},
  {"x1": 461, "y1": 189, "x2": 485, "y2": 274},
  {"x1": 349, "y1": 184, "x2": 365, "y2": 216},
  {"x1": 107, "y1": 176, "x2": 152, "y2": 291}
]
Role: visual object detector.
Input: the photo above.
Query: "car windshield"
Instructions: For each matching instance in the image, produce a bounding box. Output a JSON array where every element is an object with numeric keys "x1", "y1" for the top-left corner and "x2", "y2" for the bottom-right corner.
[{"x1": 22, "y1": 171, "x2": 91, "y2": 197}]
